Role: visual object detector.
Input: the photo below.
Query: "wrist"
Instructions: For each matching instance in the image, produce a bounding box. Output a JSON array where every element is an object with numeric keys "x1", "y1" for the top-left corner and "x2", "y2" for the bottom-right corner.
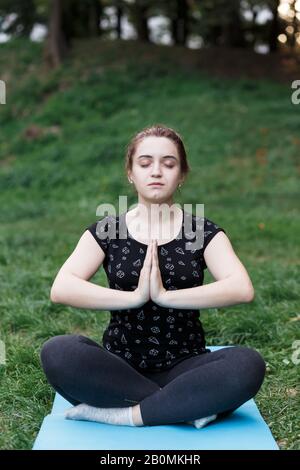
[
  {"x1": 155, "y1": 289, "x2": 170, "y2": 308},
  {"x1": 131, "y1": 289, "x2": 144, "y2": 308}
]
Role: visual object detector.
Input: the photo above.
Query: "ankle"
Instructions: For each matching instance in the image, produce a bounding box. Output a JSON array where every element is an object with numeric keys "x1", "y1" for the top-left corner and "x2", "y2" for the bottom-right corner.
[{"x1": 132, "y1": 404, "x2": 144, "y2": 426}]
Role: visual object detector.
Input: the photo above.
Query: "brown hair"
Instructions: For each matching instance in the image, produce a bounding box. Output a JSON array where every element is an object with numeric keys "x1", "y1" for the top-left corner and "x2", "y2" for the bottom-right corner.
[{"x1": 124, "y1": 124, "x2": 190, "y2": 183}]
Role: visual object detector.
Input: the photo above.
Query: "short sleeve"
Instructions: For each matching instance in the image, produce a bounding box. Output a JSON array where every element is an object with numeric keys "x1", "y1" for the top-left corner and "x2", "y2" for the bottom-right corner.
[
  {"x1": 202, "y1": 217, "x2": 226, "y2": 269},
  {"x1": 86, "y1": 216, "x2": 110, "y2": 255}
]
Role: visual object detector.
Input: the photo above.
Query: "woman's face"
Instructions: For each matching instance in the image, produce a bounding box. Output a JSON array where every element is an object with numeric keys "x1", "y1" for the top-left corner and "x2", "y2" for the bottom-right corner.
[{"x1": 128, "y1": 136, "x2": 183, "y2": 203}]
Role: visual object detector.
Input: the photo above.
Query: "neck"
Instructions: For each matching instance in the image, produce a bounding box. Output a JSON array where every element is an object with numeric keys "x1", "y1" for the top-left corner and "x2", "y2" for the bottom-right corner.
[{"x1": 133, "y1": 195, "x2": 181, "y2": 222}]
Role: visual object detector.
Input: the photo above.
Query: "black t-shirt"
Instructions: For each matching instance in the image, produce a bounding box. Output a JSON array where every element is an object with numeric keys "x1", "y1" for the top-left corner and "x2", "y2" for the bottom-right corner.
[{"x1": 86, "y1": 210, "x2": 226, "y2": 372}]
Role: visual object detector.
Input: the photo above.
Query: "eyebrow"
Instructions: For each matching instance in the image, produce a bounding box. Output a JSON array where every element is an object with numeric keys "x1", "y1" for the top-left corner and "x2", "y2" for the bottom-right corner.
[{"x1": 137, "y1": 155, "x2": 178, "y2": 161}]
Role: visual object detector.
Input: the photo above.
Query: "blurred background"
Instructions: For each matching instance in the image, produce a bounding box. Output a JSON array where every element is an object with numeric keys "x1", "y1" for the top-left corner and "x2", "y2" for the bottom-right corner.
[
  {"x1": 0, "y1": 0, "x2": 299, "y2": 450},
  {"x1": 2, "y1": 0, "x2": 300, "y2": 57}
]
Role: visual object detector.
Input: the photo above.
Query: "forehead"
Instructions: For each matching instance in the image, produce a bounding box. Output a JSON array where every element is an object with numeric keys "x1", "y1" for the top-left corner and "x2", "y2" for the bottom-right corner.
[{"x1": 135, "y1": 136, "x2": 178, "y2": 158}]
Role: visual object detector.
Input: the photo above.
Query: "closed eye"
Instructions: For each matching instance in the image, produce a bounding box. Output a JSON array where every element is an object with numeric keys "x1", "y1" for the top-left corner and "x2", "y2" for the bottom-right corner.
[{"x1": 141, "y1": 164, "x2": 175, "y2": 168}]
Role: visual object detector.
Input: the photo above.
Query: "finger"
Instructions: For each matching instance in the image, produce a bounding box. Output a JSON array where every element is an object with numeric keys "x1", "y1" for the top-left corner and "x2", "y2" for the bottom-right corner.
[
  {"x1": 151, "y1": 239, "x2": 154, "y2": 261},
  {"x1": 144, "y1": 241, "x2": 152, "y2": 268},
  {"x1": 150, "y1": 240, "x2": 154, "y2": 264},
  {"x1": 150, "y1": 240, "x2": 153, "y2": 266},
  {"x1": 153, "y1": 239, "x2": 158, "y2": 266},
  {"x1": 149, "y1": 242, "x2": 153, "y2": 273}
]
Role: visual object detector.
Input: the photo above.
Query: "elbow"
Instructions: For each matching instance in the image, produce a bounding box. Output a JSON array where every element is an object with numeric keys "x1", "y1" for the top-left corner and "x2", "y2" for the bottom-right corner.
[
  {"x1": 241, "y1": 284, "x2": 255, "y2": 303},
  {"x1": 50, "y1": 272, "x2": 74, "y2": 304},
  {"x1": 50, "y1": 284, "x2": 62, "y2": 304}
]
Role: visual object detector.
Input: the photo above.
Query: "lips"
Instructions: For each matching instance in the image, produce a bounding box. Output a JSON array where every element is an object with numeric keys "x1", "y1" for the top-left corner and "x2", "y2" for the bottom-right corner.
[{"x1": 148, "y1": 183, "x2": 164, "y2": 186}]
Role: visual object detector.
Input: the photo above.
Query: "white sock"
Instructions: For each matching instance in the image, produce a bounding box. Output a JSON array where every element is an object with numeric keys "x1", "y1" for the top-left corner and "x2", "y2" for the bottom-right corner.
[
  {"x1": 64, "y1": 403, "x2": 136, "y2": 427},
  {"x1": 187, "y1": 414, "x2": 217, "y2": 429}
]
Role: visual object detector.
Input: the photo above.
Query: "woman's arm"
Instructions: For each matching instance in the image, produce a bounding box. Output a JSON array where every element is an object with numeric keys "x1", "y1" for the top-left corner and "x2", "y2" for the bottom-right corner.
[
  {"x1": 50, "y1": 231, "x2": 140, "y2": 310},
  {"x1": 157, "y1": 231, "x2": 255, "y2": 310}
]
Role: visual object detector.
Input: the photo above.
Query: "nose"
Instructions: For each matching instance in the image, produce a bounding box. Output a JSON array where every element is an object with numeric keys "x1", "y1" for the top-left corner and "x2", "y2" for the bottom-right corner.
[{"x1": 151, "y1": 163, "x2": 163, "y2": 176}]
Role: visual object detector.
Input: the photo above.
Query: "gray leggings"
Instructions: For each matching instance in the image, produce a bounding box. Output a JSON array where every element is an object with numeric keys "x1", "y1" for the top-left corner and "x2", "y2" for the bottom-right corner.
[{"x1": 40, "y1": 334, "x2": 266, "y2": 426}]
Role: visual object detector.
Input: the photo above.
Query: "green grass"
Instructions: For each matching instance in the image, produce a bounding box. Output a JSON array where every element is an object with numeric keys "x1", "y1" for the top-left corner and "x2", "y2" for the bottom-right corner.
[{"x1": 0, "y1": 38, "x2": 299, "y2": 450}]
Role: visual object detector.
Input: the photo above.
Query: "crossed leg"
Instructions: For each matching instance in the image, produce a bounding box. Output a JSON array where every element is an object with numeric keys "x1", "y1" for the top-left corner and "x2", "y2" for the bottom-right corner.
[
  {"x1": 139, "y1": 345, "x2": 266, "y2": 425},
  {"x1": 40, "y1": 334, "x2": 266, "y2": 427},
  {"x1": 40, "y1": 334, "x2": 161, "y2": 409}
]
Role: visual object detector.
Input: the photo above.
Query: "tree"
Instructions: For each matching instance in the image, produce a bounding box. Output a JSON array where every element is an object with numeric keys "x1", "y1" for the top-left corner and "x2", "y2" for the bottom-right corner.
[
  {"x1": 115, "y1": 1, "x2": 124, "y2": 39},
  {"x1": 43, "y1": 0, "x2": 105, "y2": 68},
  {"x1": 267, "y1": 0, "x2": 280, "y2": 52},
  {"x1": 125, "y1": 0, "x2": 151, "y2": 42},
  {"x1": 170, "y1": 0, "x2": 190, "y2": 46},
  {"x1": 0, "y1": 0, "x2": 44, "y2": 37},
  {"x1": 44, "y1": 0, "x2": 68, "y2": 68}
]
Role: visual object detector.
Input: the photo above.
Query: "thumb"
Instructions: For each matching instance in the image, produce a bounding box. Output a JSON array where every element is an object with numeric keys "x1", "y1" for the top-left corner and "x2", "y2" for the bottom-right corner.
[{"x1": 144, "y1": 240, "x2": 152, "y2": 269}]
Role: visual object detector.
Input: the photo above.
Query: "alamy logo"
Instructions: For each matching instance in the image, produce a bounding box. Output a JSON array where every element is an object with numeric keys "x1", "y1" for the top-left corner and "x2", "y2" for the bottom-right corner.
[
  {"x1": 291, "y1": 80, "x2": 300, "y2": 105},
  {"x1": 291, "y1": 340, "x2": 300, "y2": 365},
  {"x1": 0, "y1": 340, "x2": 5, "y2": 365},
  {"x1": 0, "y1": 80, "x2": 6, "y2": 104}
]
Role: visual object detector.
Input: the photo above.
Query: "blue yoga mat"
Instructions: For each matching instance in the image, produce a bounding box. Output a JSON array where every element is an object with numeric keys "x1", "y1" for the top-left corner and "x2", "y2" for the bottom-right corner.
[{"x1": 33, "y1": 346, "x2": 279, "y2": 450}]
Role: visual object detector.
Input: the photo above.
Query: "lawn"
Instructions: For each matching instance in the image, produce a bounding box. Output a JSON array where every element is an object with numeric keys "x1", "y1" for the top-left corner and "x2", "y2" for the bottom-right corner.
[{"x1": 0, "y1": 38, "x2": 299, "y2": 450}]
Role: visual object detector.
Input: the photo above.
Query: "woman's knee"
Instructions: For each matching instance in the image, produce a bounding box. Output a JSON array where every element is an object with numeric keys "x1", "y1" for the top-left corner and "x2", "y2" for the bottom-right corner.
[
  {"x1": 224, "y1": 346, "x2": 266, "y2": 395},
  {"x1": 40, "y1": 334, "x2": 81, "y2": 381}
]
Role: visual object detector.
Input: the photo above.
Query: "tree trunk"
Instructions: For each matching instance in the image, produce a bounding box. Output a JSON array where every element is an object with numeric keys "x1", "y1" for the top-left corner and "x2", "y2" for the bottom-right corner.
[
  {"x1": 171, "y1": 0, "x2": 189, "y2": 46},
  {"x1": 177, "y1": 0, "x2": 188, "y2": 46},
  {"x1": 116, "y1": 4, "x2": 123, "y2": 39},
  {"x1": 44, "y1": 0, "x2": 69, "y2": 68},
  {"x1": 88, "y1": 0, "x2": 103, "y2": 37},
  {"x1": 132, "y1": 1, "x2": 150, "y2": 42},
  {"x1": 223, "y1": 2, "x2": 246, "y2": 48},
  {"x1": 290, "y1": 0, "x2": 297, "y2": 49},
  {"x1": 269, "y1": 0, "x2": 280, "y2": 52}
]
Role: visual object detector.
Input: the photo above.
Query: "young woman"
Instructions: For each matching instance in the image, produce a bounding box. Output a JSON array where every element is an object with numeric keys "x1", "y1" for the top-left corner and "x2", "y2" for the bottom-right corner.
[{"x1": 40, "y1": 125, "x2": 266, "y2": 429}]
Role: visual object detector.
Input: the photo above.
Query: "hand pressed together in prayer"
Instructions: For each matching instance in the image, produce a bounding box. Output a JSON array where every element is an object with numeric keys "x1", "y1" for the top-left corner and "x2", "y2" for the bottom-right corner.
[{"x1": 135, "y1": 239, "x2": 167, "y2": 307}]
